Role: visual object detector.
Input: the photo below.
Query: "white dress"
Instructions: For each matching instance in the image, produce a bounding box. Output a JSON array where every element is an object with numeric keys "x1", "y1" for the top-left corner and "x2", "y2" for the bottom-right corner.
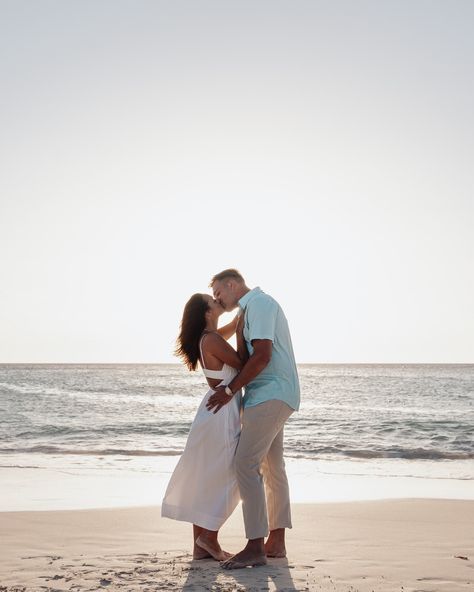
[{"x1": 161, "y1": 344, "x2": 242, "y2": 531}]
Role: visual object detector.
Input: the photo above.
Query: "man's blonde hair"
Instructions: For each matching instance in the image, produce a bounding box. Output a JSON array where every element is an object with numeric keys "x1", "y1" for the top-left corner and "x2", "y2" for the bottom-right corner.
[{"x1": 209, "y1": 268, "x2": 245, "y2": 287}]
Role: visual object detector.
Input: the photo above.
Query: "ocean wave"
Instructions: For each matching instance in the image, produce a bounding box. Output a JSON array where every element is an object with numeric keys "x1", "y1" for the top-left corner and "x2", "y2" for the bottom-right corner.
[
  {"x1": 344, "y1": 448, "x2": 474, "y2": 460},
  {"x1": 1, "y1": 444, "x2": 473, "y2": 461},
  {"x1": 0, "y1": 464, "x2": 41, "y2": 469},
  {"x1": 287, "y1": 446, "x2": 474, "y2": 461},
  {"x1": 0, "y1": 446, "x2": 182, "y2": 457},
  {"x1": 8, "y1": 422, "x2": 192, "y2": 439}
]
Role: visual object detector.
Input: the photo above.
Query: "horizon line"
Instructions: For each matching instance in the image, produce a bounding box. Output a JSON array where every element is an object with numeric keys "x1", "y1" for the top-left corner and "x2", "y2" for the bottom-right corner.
[{"x1": 0, "y1": 361, "x2": 472, "y2": 366}]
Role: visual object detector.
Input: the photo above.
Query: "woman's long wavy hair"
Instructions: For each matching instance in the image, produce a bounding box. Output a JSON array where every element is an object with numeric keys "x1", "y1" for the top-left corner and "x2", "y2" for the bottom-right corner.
[{"x1": 175, "y1": 293, "x2": 210, "y2": 371}]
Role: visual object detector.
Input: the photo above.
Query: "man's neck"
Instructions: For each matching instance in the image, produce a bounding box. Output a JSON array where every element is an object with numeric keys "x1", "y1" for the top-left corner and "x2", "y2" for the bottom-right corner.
[{"x1": 235, "y1": 285, "x2": 251, "y2": 302}]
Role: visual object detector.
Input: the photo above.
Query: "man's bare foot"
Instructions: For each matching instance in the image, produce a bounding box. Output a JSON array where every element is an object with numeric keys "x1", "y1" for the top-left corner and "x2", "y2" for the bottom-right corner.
[
  {"x1": 264, "y1": 528, "x2": 287, "y2": 557},
  {"x1": 196, "y1": 535, "x2": 232, "y2": 562},
  {"x1": 221, "y1": 548, "x2": 267, "y2": 569},
  {"x1": 264, "y1": 542, "x2": 286, "y2": 558}
]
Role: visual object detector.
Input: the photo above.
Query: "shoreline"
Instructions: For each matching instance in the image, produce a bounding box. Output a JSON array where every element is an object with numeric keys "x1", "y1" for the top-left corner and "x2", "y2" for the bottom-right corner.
[
  {"x1": 1, "y1": 455, "x2": 474, "y2": 512},
  {"x1": 1, "y1": 499, "x2": 473, "y2": 591}
]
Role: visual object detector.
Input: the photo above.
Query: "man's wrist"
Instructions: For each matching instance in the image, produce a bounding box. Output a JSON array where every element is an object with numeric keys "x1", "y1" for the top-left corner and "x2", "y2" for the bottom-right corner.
[{"x1": 228, "y1": 376, "x2": 244, "y2": 395}]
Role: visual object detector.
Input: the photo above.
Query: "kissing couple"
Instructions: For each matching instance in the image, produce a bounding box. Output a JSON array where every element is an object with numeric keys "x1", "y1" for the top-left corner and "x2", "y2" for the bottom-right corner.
[{"x1": 161, "y1": 268, "x2": 300, "y2": 569}]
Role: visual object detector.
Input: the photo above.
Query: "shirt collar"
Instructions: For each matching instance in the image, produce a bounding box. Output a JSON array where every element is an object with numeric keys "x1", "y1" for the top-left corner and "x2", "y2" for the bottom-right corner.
[{"x1": 238, "y1": 286, "x2": 262, "y2": 310}]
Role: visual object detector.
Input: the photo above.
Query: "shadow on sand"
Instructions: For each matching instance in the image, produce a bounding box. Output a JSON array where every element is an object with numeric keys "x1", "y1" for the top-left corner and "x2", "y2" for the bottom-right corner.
[{"x1": 181, "y1": 555, "x2": 299, "y2": 591}]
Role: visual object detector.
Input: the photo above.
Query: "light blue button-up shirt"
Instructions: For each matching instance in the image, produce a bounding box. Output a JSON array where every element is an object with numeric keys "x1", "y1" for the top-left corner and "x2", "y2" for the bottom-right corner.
[{"x1": 238, "y1": 287, "x2": 300, "y2": 411}]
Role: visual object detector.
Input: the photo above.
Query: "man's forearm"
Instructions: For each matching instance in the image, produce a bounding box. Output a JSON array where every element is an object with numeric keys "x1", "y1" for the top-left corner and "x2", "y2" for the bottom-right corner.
[{"x1": 228, "y1": 352, "x2": 270, "y2": 393}]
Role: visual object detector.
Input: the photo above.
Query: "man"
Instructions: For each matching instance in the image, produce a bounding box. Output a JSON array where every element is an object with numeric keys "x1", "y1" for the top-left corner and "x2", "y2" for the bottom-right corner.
[{"x1": 206, "y1": 268, "x2": 300, "y2": 569}]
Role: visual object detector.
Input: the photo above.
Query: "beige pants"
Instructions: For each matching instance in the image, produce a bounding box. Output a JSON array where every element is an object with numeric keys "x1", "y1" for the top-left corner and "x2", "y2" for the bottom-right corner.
[{"x1": 235, "y1": 399, "x2": 294, "y2": 539}]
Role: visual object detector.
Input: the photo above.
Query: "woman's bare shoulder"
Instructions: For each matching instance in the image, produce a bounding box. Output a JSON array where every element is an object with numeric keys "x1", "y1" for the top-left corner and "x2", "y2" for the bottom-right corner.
[
  {"x1": 201, "y1": 331, "x2": 229, "y2": 353},
  {"x1": 201, "y1": 331, "x2": 226, "y2": 346}
]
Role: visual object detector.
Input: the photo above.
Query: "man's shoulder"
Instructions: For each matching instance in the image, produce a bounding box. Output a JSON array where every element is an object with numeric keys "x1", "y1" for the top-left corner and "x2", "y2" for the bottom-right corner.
[{"x1": 248, "y1": 291, "x2": 279, "y2": 311}]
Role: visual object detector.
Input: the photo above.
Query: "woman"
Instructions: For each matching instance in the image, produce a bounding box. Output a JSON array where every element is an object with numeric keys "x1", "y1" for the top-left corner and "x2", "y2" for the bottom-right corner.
[{"x1": 161, "y1": 293, "x2": 247, "y2": 561}]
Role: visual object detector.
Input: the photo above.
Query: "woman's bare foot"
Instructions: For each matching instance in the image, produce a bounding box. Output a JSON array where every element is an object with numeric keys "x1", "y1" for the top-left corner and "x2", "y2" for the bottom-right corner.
[
  {"x1": 193, "y1": 544, "x2": 212, "y2": 560},
  {"x1": 196, "y1": 534, "x2": 232, "y2": 562}
]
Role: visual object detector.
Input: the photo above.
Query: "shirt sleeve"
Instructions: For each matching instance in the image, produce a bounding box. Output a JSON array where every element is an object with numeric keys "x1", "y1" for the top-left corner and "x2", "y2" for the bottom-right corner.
[{"x1": 246, "y1": 296, "x2": 278, "y2": 343}]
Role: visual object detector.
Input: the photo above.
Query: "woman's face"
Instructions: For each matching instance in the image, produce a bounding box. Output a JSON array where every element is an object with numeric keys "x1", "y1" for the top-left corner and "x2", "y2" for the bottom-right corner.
[{"x1": 204, "y1": 294, "x2": 224, "y2": 319}]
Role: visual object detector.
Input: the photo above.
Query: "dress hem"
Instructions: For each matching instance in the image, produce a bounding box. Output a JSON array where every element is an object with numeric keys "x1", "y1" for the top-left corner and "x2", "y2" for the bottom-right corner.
[{"x1": 161, "y1": 502, "x2": 232, "y2": 531}]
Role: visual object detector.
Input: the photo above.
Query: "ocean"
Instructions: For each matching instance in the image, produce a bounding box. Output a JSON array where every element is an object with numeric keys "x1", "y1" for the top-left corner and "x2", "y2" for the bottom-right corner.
[{"x1": 1, "y1": 363, "x2": 473, "y2": 510}]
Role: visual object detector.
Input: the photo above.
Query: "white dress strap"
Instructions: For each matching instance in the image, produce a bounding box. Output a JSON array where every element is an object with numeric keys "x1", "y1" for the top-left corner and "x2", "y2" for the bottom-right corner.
[
  {"x1": 202, "y1": 368, "x2": 226, "y2": 379},
  {"x1": 198, "y1": 334, "x2": 207, "y2": 367}
]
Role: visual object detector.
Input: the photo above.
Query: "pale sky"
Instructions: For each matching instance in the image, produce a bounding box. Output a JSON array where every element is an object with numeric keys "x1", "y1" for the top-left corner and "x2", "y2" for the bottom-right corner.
[{"x1": 1, "y1": 1, "x2": 473, "y2": 363}]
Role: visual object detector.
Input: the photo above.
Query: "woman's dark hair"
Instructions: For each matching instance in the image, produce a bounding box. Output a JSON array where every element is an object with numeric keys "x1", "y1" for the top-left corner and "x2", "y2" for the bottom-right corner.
[{"x1": 175, "y1": 293, "x2": 210, "y2": 371}]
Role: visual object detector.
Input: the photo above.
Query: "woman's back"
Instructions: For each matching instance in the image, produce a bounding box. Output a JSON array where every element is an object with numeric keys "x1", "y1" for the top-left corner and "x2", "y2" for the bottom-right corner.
[{"x1": 199, "y1": 332, "x2": 237, "y2": 388}]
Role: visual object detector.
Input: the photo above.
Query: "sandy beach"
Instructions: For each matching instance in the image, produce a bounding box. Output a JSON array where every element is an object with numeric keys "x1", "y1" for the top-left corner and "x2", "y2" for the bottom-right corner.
[{"x1": 1, "y1": 499, "x2": 473, "y2": 592}]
